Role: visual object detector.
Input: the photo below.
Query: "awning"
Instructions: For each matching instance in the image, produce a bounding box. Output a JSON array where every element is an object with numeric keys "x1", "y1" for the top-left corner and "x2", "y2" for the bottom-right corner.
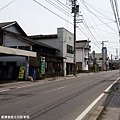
[{"x1": 0, "y1": 46, "x2": 36, "y2": 57}]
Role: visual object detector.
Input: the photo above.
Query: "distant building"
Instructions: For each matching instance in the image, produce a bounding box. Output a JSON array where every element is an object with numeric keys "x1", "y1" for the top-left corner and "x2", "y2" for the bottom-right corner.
[{"x1": 89, "y1": 52, "x2": 109, "y2": 70}]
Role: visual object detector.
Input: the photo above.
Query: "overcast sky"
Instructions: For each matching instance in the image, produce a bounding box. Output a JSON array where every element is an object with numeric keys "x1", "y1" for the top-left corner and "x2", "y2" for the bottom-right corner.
[{"x1": 0, "y1": 0, "x2": 120, "y2": 58}]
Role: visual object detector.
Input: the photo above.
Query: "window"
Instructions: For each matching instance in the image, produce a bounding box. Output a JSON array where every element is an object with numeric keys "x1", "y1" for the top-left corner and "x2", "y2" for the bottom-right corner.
[
  {"x1": 67, "y1": 44, "x2": 74, "y2": 54},
  {"x1": 18, "y1": 46, "x2": 30, "y2": 51},
  {"x1": 10, "y1": 46, "x2": 17, "y2": 49}
]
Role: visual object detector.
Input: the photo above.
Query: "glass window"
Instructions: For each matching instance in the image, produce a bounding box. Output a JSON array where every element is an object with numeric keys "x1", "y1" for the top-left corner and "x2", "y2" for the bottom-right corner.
[
  {"x1": 67, "y1": 44, "x2": 73, "y2": 54},
  {"x1": 18, "y1": 46, "x2": 30, "y2": 51}
]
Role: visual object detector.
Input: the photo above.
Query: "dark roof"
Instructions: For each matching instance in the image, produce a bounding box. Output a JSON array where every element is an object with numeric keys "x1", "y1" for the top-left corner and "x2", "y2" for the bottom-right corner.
[
  {"x1": 76, "y1": 40, "x2": 88, "y2": 43},
  {"x1": 0, "y1": 21, "x2": 15, "y2": 28},
  {"x1": 76, "y1": 40, "x2": 90, "y2": 49},
  {"x1": 29, "y1": 34, "x2": 58, "y2": 39},
  {"x1": 3, "y1": 30, "x2": 60, "y2": 52},
  {"x1": 40, "y1": 53, "x2": 66, "y2": 59},
  {"x1": 0, "y1": 21, "x2": 27, "y2": 36}
]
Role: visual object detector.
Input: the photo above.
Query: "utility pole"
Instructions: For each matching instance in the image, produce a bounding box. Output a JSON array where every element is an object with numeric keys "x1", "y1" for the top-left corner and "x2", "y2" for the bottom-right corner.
[
  {"x1": 101, "y1": 41, "x2": 108, "y2": 71},
  {"x1": 93, "y1": 51, "x2": 96, "y2": 73},
  {"x1": 71, "y1": 0, "x2": 79, "y2": 76},
  {"x1": 118, "y1": 19, "x2": 120, "y2": 76},
  {"x1": 111, "y1": 54, "x2": 112, "y2": 70}
]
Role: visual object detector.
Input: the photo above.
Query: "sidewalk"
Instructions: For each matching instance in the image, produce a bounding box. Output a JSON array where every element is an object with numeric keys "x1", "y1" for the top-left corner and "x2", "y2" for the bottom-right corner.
[
  {"x1": 102, "y1": 81, "x2": 120, "y2": 120},
  {"x1": 0, "y1": 72, "x2": 92, "y2": 91}
]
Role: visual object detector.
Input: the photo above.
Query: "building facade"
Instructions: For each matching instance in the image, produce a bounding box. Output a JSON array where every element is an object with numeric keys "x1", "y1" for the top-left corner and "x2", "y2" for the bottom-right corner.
[
  {"x1": 76, "y1": 40, "x2": 90, "y2": 72},
  {"x1": 29, "y1": 28, "x2": 74, "y2": 76},
  {"x1": 89, "y1": 52, "x2": 109, "y2": 71},
  {"x1": 0, "y1": 21, "x2": 64, "y2": 80}
]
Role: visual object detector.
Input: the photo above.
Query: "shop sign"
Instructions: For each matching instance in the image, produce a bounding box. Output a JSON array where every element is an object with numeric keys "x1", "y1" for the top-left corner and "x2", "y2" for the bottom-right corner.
[
  {"x1": 18, "y1": 66, "x2": 25, "y2": 79},
  {"x1": 40, "y1": 57, "x2": 45, "y2": 74},
  {"x1": 102, "y1": 47, "x2": 107, "y2": 54}
]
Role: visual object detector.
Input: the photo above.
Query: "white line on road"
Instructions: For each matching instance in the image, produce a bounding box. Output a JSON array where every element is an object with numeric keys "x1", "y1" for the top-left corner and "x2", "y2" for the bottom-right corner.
[
  {"x1": 75, "y1": 77, "x2": 120, "y2": 120},
  {"x1": 104, "y1": 77, "x2": 119, "y2": 92},
  {"x1": 43, "y1": 86, "x2": 67, "y2": 94},
  {"x1": 0, "y1": 89, "x2": 10, "y2": 93}
]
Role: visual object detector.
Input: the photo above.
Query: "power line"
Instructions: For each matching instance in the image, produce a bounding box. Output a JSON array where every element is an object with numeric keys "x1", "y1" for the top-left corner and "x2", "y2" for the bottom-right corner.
[
  {"x1": 33, "y1": 0, "x2": 73, "y2": 25},
  {"x1": 80, "y1": 1, "x2": 107, "y2": 42},
  {"x1": 54, "y1": 0, "x2": 71, "y2": 11},
  {"x1": 110, "y1": 0, "x2": 120, "y2": 33},
  {"x1": 45, "y1": 0, "x2": 72, "y2": 18},
  {"x1": 79, "y1": 0, "x2": 118, "y2": 33},
  {"x1": 79, "y1": 0, "x2": 113, "y2": 15},
  {"x1": 77, "y1": 2, "x2": 103, "y2": 49},
  {"x1": 83, "y1": 21, "x2": 101, "y2": 49},
  {"x1": 0, "y1": 0, "x2": 15, "y2": 11},
  {"x1": 33, "y1": 0, "x2": 91, "y2": 40},
  {"x1": 79, "y1": 0, "x2": 115, "y2": 22},
  {"x1": 79, "y1": 4, "x2": 102, "y2": 38}
]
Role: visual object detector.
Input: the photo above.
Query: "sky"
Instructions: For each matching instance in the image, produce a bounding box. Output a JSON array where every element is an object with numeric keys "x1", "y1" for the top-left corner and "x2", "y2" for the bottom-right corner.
[{"x1": 0, "y1": 0, "x2": 120, "y2": 59}]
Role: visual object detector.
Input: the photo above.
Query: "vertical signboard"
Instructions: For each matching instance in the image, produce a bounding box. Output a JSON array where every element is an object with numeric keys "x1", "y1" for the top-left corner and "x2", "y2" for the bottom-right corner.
[
  {"x1": 18, "y1": 66, "x2": 25, "y2": 79},
  {"x1": 102, "y1": 47, "x2": 107, "y2": 54},
  {"x1": 40, "y1": 57, "x2": 45, "y2": 74}
]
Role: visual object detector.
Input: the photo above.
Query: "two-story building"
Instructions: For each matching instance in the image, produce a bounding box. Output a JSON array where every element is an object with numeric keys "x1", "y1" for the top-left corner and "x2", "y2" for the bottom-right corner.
[
  {"x1": 0, "y1": 21, "x2": 64, "y2": 80},
  {"x1": 29, "y1": 28, "x2": 74, "y2": 76},
  {"x1": 76, "y1": 40, "x2": 90, "y2": 72}
]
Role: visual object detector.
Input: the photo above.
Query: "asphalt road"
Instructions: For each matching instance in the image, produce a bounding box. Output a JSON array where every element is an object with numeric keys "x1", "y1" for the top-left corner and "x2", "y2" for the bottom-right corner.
[{"x1": 0, "y1": 71, "x2": 119, "y2": 120}]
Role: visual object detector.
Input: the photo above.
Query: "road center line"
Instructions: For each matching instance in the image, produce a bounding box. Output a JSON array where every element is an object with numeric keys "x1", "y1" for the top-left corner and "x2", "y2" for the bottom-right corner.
[
  {"x1": 75, "y1": 77, "x2": 120, "y2": 120},
  {"x1": 0, "y1": 89, "x2": 10, "y2": 93},
  {"x1": 43, "y1": 86, "x2": 67, "y2": 94}
]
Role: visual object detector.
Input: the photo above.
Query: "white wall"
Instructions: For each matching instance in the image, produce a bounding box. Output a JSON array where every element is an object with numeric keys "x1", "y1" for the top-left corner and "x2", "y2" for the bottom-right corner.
[
  {"x1": 60, "y1": 28, "x2": 74, "y2": 63},
  {"x1": 76, "y1": 48, "x2": 89, "y2": 70},
  {"x1": 35, "y1": 28, "x2": 74, "y2": 64},
  {"x1": 76, "y1": 49, "x2": 83, "y2": 62},
  {"x1": 33, "y1": 28, "x2": 74, "y2": 76}
]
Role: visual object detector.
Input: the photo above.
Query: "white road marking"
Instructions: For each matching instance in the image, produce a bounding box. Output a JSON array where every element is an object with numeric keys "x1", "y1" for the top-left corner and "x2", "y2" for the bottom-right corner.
[
  {"x1": 105, "y1": 77, "x2": 119, "y2": 92},
  {"x1": 43, "y1": 86, "x2": 67, "y2": 94},
  {"x1": 0, "y1": 89, "x2": 10, "y2": 93},
  {"x1": 75, "y1": 77, "x2": 120, "y2": 120}
]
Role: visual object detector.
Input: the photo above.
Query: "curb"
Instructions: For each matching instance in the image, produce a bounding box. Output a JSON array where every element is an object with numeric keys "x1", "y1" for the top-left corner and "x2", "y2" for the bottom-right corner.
[
  {"x1": 89, "y1": 106, "x2": 105, "y2": 120},
  {"x1": 89, "y1": 80, "x2": 120, "y2": 120}
]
